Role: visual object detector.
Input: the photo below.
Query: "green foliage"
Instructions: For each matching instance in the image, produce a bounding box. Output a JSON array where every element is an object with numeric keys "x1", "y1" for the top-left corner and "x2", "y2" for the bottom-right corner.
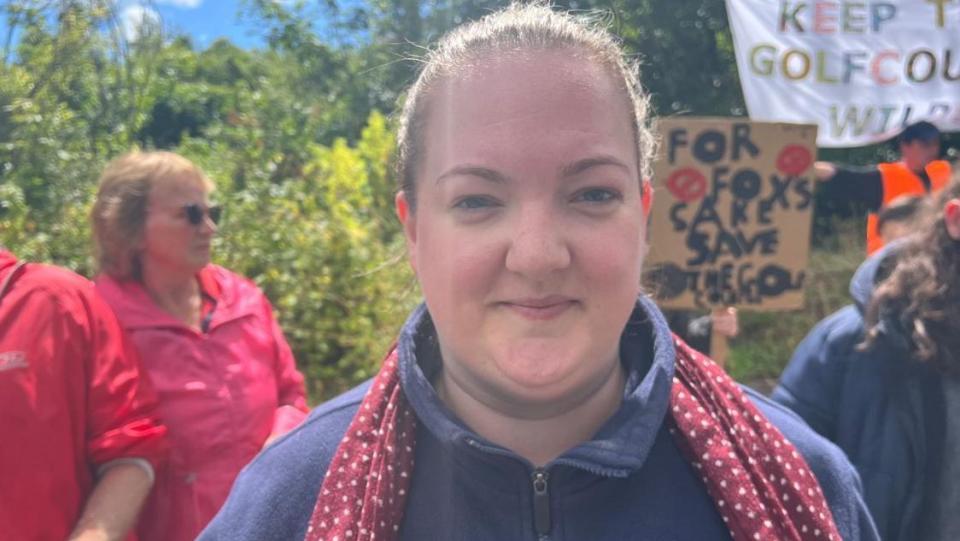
[
  {"x1": 213, "y1": 114, "x2": 416, "y2": 399},
  {"x1": 1, "y1": 0, "x2": 165, "y2": 265}
]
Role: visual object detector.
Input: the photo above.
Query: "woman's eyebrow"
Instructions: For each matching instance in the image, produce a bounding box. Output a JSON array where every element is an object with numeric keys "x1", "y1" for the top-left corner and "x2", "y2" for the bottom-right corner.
[
  {"x1": 434, "y1": 156, "x2": 629, "y2": 185},
  {"x1": 559, "y1": 155, "x2": 631, "y2": 178},
  {"x1": 435, "y1": 165, "x2": 510, "y2": 185}
]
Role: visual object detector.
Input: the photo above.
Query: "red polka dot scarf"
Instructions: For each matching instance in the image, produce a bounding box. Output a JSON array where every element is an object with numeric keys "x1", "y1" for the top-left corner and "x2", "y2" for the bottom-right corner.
[{"x1": 305, "y1": 336, "x2": 842, "y2": 541}]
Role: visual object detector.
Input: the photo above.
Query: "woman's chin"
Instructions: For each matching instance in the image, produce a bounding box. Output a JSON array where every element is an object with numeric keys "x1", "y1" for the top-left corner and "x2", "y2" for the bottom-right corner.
[
  {"x1": 188, "y1": 253, "x2": 212, "y2": 270},
  {"x1": 491, "y1": 353, "x2": 589, "y2": 399}
]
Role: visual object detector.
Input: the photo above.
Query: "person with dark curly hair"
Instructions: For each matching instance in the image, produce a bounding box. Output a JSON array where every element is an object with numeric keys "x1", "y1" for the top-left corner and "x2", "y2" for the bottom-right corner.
[
  {"x1": 874, "y1": 194, "x2": 927, "y2": 245},
  {"x1": 774, "y1": 173, "x2": 960, "y2": 541}
]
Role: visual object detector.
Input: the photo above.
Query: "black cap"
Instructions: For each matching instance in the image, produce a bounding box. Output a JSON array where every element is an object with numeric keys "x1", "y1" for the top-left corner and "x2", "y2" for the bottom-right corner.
[{"x1": 899, "y1": 121, "x2": 941, "y2": 144}]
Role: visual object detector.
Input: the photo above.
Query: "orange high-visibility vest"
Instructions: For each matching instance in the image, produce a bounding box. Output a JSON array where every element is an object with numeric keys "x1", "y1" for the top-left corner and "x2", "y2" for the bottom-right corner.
[{"x1": 866, "y1": 160, "x2": 951, "y2": 254}]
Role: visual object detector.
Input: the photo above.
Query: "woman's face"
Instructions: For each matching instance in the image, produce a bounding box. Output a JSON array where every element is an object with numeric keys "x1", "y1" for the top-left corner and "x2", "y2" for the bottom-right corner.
[
  {"x1": 141, "y1": 173, "x2": 217, "y2": 277},
  {"x1": 397, "y1": 50, "x2": 646, "y2": 411}
]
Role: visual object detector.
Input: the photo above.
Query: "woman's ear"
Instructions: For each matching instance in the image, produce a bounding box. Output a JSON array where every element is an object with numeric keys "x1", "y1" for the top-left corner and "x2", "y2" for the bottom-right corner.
[
  {"x1": 944, "y1": 199, "x2": 960, "y2": 241},
  {"x1": 641, "y1": 181, "x2": 653, "y2": 218},
  {"x1": 396, "y1": 191, "x2": 418, "y2": 273}
]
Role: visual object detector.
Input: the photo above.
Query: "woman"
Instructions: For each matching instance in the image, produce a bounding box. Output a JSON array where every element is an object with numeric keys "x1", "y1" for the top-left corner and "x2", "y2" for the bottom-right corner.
[
  {"x1": 90, "y1": 151, "x2": 309, "y2": 541},
  {"x1": 775, "y1": 177, "x2": 960, "y2": 541},
  {"x1": 202, "y1": 5, "x2": 876, "y2": 540}
]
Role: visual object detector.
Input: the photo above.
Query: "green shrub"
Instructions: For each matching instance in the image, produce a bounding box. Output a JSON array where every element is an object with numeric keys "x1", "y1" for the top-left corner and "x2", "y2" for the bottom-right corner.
[{"x1": 212, "y1": 112, "x2": 417, "y2": 400}]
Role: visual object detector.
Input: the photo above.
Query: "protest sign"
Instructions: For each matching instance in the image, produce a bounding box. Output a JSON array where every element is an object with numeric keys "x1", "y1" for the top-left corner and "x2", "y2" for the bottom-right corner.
[
  {"x1": 645, "y1": 118, "x2": 817, "y2": 311},
  {"x1": 726, "y1": 0, "x2": 960, "y2": 147}
]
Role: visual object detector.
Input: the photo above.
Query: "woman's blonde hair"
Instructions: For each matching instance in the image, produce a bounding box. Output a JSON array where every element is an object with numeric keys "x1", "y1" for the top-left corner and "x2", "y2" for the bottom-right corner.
[
  {"x1": 395, "y1": 2, "x2": 655, "y2": 210},
  {"x1": 91, "y1": 151, "x2": 212, "y2": 280}
]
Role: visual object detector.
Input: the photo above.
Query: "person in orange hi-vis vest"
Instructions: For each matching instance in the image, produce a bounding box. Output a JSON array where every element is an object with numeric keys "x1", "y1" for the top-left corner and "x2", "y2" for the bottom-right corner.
[{"x1": 814, "y1": 121, "x2": 953, "y2": 255}]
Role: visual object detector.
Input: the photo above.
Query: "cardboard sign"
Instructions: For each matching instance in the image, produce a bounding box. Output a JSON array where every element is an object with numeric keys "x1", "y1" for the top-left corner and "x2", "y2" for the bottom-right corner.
[{"x1": 644, "y1": 118, "x2": 817, "y2": 311}]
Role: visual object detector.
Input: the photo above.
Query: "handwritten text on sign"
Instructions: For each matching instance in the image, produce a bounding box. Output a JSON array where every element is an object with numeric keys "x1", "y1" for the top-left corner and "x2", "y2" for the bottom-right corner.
[{"x1": 645, "y1": 118, "x2": 817, "y2": 311}]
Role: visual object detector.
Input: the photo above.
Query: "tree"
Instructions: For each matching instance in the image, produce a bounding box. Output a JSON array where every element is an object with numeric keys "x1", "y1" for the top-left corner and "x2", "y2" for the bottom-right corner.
[{"x1": 1, "y1": 0, "x2": 167, "y2": 266}]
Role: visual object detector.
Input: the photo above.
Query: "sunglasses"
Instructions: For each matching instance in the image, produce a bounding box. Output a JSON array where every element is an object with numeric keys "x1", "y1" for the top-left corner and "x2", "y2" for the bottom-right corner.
[{"x1": 183, "y1": 204, "x2": 222, "y2": 226}]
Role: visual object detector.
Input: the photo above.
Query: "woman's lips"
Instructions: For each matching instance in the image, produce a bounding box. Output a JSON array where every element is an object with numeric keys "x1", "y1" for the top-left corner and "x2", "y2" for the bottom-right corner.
[{"x1": 500, "y1": 297, "x2": 577, "y2": 320}]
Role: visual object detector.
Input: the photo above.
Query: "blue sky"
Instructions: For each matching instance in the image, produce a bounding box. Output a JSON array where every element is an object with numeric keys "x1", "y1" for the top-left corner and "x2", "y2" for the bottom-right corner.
[
  {"x1": 0, "y1": 1, "x2": 268, "y2": 51},
  {"x1": 2, "y1": 1, "x2": 362, "y2": 55},
  {"x1": 122, "y1": 0, "x2": 268, "y2": 49}
]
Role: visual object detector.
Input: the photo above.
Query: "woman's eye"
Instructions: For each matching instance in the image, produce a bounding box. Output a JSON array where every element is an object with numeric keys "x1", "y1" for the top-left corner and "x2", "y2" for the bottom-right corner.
[
  {"x1": 574, "y1": 188, "x2": 621, "y2": 204},
  {"x1": 453, "y1": 195, "x2": 500, "y2": 210}
]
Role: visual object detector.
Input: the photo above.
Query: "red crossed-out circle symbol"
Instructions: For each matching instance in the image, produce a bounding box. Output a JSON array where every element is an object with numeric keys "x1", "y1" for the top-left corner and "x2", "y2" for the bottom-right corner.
[
  {"x1": 666, "y1": 167, "x2": 708, "y2": 203},
  {"x1": 776, "y1": 145, "x2": 813, "y2": 176}
]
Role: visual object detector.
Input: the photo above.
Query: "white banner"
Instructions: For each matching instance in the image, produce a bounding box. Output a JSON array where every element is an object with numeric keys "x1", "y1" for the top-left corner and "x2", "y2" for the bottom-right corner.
[{"x1": 726, "y1": 0, "x2": 960, "y2": 147}]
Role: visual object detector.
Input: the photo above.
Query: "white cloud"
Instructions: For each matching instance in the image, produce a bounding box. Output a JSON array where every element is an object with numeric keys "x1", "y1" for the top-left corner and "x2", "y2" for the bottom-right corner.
[
  {"x1": 120, "y1": 5, "x2": 161, "y2": 42},
  {"x1": 157, "y1": 0, "x2": 203, "y2": 7}
]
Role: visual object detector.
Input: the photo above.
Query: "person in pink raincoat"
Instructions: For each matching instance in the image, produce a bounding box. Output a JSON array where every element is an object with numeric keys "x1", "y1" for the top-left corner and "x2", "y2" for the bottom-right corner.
[{"x1": 89, "y1": 151, "x2": 310, "y2": 541}]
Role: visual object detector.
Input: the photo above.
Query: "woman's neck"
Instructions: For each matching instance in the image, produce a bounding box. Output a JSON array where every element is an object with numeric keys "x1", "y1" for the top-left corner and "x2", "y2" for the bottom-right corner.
[
  {"x1": 141, "y1": 265, "x2": 202, "y2": 329},
  {"x1": 435, "y1": 360, "x2": 626, "y2": 467}
]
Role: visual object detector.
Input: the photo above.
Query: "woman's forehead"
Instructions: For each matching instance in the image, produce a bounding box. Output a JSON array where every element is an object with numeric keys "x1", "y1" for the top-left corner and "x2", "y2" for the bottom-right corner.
[
  {"x1": 420, "y1": 51, "x2": 637, "y2": 176},
  {"x1": 151, "y1": 173, "x2": 211, "y2": 203},
  {"x1": 433, "y1": 50, "x2": 623, "y2": 115}
]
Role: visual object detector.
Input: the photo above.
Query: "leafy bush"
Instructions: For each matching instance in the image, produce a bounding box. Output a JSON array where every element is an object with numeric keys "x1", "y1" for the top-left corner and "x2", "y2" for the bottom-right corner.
[{"x1": 209, "y1": 112, "x2": 417, "y2": 399}]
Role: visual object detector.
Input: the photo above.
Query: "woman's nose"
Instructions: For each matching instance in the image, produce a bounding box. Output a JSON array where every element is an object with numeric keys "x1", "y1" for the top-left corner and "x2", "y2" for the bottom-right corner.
[
  {"x1": 504, "y1": 206, "x2": 571, "y2": 278},
  {"x1": 200, "y1": 215, "x2": 218, "y2": 235}
]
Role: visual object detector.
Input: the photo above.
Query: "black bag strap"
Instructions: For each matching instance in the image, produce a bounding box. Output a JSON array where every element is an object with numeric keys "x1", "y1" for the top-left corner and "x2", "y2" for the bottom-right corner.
[{"x1": 0, "y1": 261, "x2": 28, "y2": 302}]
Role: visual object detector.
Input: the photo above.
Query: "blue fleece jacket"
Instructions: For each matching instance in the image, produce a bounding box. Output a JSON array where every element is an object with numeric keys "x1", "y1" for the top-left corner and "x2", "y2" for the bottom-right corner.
[
  {"x1": 201, "y1": 297, "x2": 877, "y2": 540},
  {"x1": 773, "y1": 245, "x2": 944, "y2": 541}
]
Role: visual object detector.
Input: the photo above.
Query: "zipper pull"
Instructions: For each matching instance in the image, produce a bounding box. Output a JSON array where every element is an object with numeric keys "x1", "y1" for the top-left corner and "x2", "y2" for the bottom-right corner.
[{"x1": 532, "y1": 469, "x2": 551, "y2": 537}]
